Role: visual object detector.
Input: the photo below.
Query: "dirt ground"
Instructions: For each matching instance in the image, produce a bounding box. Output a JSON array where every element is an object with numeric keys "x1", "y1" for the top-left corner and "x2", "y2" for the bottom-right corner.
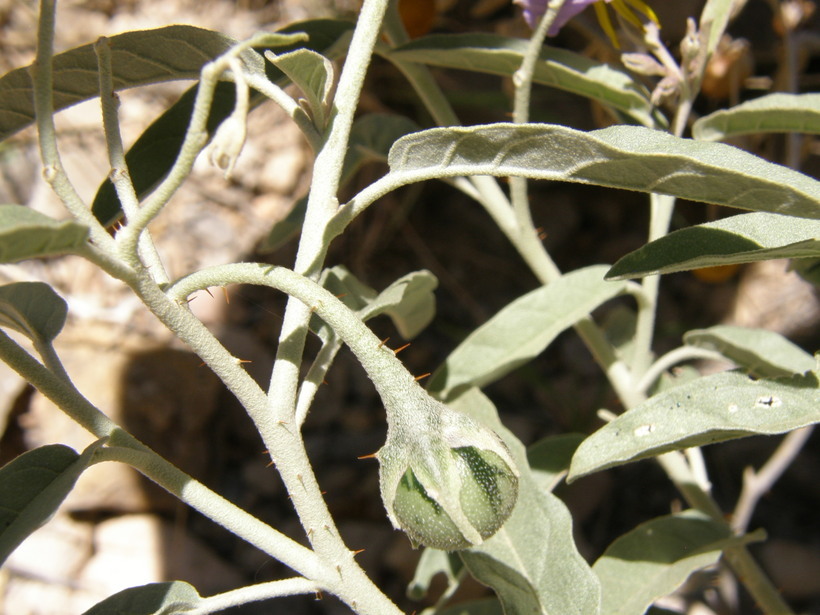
[{"x1": 0, "y1": 1, "x2": 819, "y2": 614}]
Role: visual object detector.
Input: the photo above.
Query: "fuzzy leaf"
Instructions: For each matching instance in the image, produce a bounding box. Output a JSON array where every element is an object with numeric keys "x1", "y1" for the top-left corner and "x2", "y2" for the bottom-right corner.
[
  {"x1": 429, "y1": 266, "x2": 628, "y2": 401},
  {"x1": 81, "y1": 581, "x2": 201, "y2": 615},
  {"x1": 606, "y1": 212, "x2": 820, "y2": 279},
  {"x1": 318, "y1": 266, "x2": 438, "y2": 340},
  {"x1": 568, "y1": 370, "x2": 820, "y2": 480},
  {"x1": 342, "y1": 113, "x2": 421, "y2": 187},
  {"x1": 452, "y1": 389, "x2": 600, "y2": 615},
  {"x1": 683, "y1": 325, "x2": 815, "y2": 378},
  {"x1": 0, "y1": 205, "x2": 89, "y2": 263},
  {"x1": 0, "y1": 25, "x2": 275, "y2": 142},
  {"x1": 594, "y1": 510, "x2": 759, "y2": 615},
  {"x1": 693, "y1": 93, "x2": 820, "y2": 141},
  {"x1": 0, "y1": 442, "x2": 103, "y2": 565},
  {"x1": 389, "y1": 33, "x2": 664, "y2": 128},
  {"x1": 266, "y1": 48, "x2": 334, "y2": 127},
  {"x1": 0, "y1": 282, "x2": 67, "y2": 344},
  {"x1": 386, "y1": 124, "x2": 820, "y2": 220}
]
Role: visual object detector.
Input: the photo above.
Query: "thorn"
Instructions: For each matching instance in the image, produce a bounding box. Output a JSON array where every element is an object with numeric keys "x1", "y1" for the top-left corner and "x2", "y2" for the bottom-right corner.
[
  {"x1": 352, "y1": 548, "x2": 365, "y2": 556},
  {"x1": 314, "y1": 590, "x2": 323, "y2": 600},
  {"x1": 414, "y1": 372, "x2": 431, "y2": 382},
  {"x1": 393, "y1": 342, "x2": 411, "y2": 355},
  {"x1": 335, "y1": 293, "x2": 348, "y2": 299},
  {"x1": 377, "y1": 337, "x2": 390, "y2": 349},
  {"x1": 357, "y1": 451, "x2": 379, "y2": 460},
  {"x1": 221, "y1": 286, "x2": 230, "y2": 304},
  {"x1": 237, "y1": 358, "x2": 253, "y2": 364},
  {"x1": 307, "y1": 527, "x2": 314, "y2": 538},
  {"x1": 186, "y1": 295, "x2": 198, "y2": 304},
  {"x1": 204, "y1": 287, "x2": 214, "y2": 298},
  {"x1": 536, "y1": 226, "x2": 548, "y2": 240},
  {"x1": 322, "y1": 379, "x2": 329, "y2": 385}
]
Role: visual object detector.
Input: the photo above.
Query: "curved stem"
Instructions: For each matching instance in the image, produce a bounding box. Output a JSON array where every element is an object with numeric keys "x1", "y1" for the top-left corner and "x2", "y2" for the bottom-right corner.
[
  {"x1": 189, "y1": 578, "x2": 320, "y2": 615},
  {"x1": 636, "y1": 344, "x2": 726, "y2": 394}
]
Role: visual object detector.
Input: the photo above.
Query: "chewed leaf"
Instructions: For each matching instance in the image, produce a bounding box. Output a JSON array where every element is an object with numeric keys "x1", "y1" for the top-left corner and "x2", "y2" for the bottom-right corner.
[
  {"x1": 606, "y1": 212, "x2": 820, "y2": 279},
  {"x1": 568, "y1": 370, "x2": 820, "y2": 481},
  {"x1": 594, "y1": 510, "x2": 759, "y2": 615},
  {"x1": 389, "y1": 33, "x2": 664, "y2": 128},
  {"x1": 386, "y1": 124, "x2": 820, "y2": 220},
  {"x1": 81, "y1": 581, "x2": 201, "y2": 615},
  {"x1": 0, "y1": 205, "x2": 89, "y2": 263},
  {"x1": 683, "y1": 325, "x2": 815, "y2": 378},
  {"x1": 693, "y1": 93, "x2": 820, "y2": 141},
  {"x1": 0, "y1": 442, "x2": 103, "y2": 565},
  {"x1": 0, "y1": 282, "x2": 68, "y2": 344},
  {"x1": 430, "y1": 266, "x2": 628, "y2": 401}
]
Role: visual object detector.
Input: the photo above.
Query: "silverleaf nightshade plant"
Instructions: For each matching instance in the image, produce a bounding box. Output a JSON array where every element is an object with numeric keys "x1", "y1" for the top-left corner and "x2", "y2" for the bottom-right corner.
[{"x1": 0, "y1": 0, "x2": 818, "y2": 613}]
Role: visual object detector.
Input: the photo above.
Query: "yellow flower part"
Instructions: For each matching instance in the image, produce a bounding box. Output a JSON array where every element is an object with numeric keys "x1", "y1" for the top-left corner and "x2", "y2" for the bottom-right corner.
[{"x1": 594, "y1": 0, "x2": 660, "y2": 48}]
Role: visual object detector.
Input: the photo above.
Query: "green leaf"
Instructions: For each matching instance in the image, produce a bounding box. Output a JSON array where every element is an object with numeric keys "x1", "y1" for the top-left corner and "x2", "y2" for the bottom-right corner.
[
  {"x1": 342, "y1": 113, "x2": 421, "y2": 188},
  {"x1": 385, "y1": 124, "x2": 820, "y2": 220},
  {"x1": 594, "y1": 510, "x2": 757, "y2": 615},
  {"x1": 0, "y1": 441, "x2": 103, "y2": 565},
  {"x1": 790, "y1": 257, "x2": 820, "y2": 287},
  {"x1": 699, "y1": 0, "x2": 738, "y2": 58},
  {"x1": 266, "y1": 48, "x2": 334, "y2": 127},
  {"x1": 0, "y1": 282, "x2": 68, "y2": 344},
  {"x1": 0, "y1": 25, "x2": 263, "y2": 142},
  {"x1": 91, "y1": 19, "x2": 355, "y2": 227},
  {"x1": 407, "y1": 548, "x2": 464, "y2": 600},
  {"x1": 0, "y1": 205, "x2": 89, "y2": 263},
  {"x1": 81, "y1": 581, "x2": 201, "y2": 615},
  {"x1": 526, "y1": 433, "x2": 585, "y2": 493},
  {"x1": 693, "y1": 93, "x2": 820, "y2": 141},
  {"x1": 683, "y1": 325, "x2": 815, "y2": 378},
  {"x1": 606, "y1": 212, "x2": 820, "y2": 279},
  {"x1": 451, "y1": 389, "x2": 601, "y2": 615},
  {"x1": 429, "y1": 265, "x2": 628, "y2": 401},
  {"x1": 259, "y1": 196, "x2": 308, "y2": 253},
  {"x1": 388, "y1": 33, "x2": 664, "y2": 128},
  {"x1": 318, "y1": 266, "x2": 438, "y2": 340},
  {"x1": 568, "y1": 370, "x2": 820, "y2": 481}
]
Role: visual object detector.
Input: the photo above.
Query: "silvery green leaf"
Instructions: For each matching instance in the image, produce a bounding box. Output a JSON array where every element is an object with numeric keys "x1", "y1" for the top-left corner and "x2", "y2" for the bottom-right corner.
[
  {"x1": 568, "y1": 370, "x2": 820, "y2": 481},
  {"x1": 430, "y1": 266, "x2": 628, "y2": 401},
  {"x1": 594, "y1": 510, "x2": 761, "y2": 615},
  {"x1": 388, "y1": 33, "x2": 664, "y2": 128},
  {"x1": 0, "y1": 205, "x2": 89, "y2": 263},
  {"x1": 693, "y1": 93, "x2": 820, "y2": 141},
  {"x1": 606, "y1": 212, "x2": 820, "y2": 279},
  {"x1": 683, "y1": 325, "x2": 815, "y2": 378},
  {"x1": 0, "y1": 441, "x2": 104, "y2": 565},
  {"x1": 0, "y1": 282, "x2": 68, "y2": 345},
  {"x1": 385, "y1": 124, "x2": 820, "y2": 220},
  {"x1": 81, "y1": 581, "x2": 201, "y2": 615}
]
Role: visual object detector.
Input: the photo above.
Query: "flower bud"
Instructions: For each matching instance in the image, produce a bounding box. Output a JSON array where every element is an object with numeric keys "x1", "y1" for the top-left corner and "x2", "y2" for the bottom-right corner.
[{"x1": 378, "y1": 402, "x2": 519, "y2": 550}]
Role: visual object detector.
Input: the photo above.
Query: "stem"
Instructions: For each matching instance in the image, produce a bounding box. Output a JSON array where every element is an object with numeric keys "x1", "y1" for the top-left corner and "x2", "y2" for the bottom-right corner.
[
  {"x1": 732, "y1": 426, "x2": 814, "y2": 534},
  {"x1": 93, "y1": 36, "x2": 168, "y2": 282},
  {"x1": 636, "y1": 345, "x2": 726, "y2": 394},
  {"x1": 32, "y1": 0, "x2": 117, "y2": 254},
  {"x1": 188, "y1": 578, "x2": 319, "y2": 615},
  {"x1": 0, "y1": 330, "x2": 326, "y2": 583}
]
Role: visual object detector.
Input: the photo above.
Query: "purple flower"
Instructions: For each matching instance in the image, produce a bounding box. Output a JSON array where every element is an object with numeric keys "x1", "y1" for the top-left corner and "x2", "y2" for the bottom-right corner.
[{"x1": 517, "y1": 0, "x2": 609, "y2": 35}]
